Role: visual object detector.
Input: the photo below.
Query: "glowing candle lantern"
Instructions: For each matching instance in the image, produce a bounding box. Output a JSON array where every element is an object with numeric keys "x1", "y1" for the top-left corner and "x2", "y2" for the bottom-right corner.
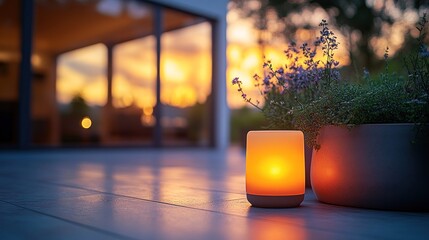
[{"x1": 246, "y1": 130, "x2": 305, "y2": 208}]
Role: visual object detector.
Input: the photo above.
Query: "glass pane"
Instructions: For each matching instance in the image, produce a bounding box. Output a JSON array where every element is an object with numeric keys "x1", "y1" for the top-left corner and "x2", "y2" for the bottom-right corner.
[
  {"x1": 0, "y1": 0, "x2": 20, "y2": 147},
  {"x1": 111, "y1": 36, "x2": 156, "y2": 145},
  {"x1": 57, "y1": 44, "x2": 106, "y2": 144},
  {"x1": 161, "y1": 9, "x2": 212, "y2": 146},
  {"x1": 33, "y1": 0, "x2": 154, "y2": 146}
]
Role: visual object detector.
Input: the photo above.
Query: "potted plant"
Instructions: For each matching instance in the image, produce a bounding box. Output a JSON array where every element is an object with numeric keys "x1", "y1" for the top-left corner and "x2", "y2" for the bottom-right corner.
[{"x1": 232, "y1": 17, "x2": 429, "y2": 211}]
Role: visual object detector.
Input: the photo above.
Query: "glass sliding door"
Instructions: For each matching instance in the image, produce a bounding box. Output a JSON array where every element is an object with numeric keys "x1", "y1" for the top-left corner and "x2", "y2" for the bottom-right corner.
[
  {"x1": 112, "y1": 36, "x2": 156, "y2": 145},
  {"x1": 9, "y1": 0, "x2": 216, "y2": 148},
  {"x1": 161, "y1": 9, "x2": 212, "y2": 146},
  {"x1": 33, "y1": 0, "x2": 155, "y2": 146},
  {"x1": 56, "y1": 44, "x2": 107, "y2": 144}
]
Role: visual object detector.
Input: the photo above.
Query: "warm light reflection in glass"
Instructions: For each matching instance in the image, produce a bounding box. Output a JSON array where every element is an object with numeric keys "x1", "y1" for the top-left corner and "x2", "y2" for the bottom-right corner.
[
  {"x1": 31, "y1": 54, "x2": 42, "y2": 67},
  {"x1": 161, "y1": 22, "x2": 212, "y2": 108},
  {"x1": 57, "y1": 43, "x2": 107, "y2": 106},
  {"x1": 57, "y1": 23, "x2": 211, "y2": 111},
  {"x1": 81, "y1": 117, "x2": 92, "y2": 129},
  {"x1": 143, "y1": 106, "x2": 153, "y2": 116},
  {"x1": 141, "y1": 115, "x2": 156, "y2": 127},
  {"x1": 113, "y1": 36, "x2": 157, "y2": 110},
  {"x1": 140, "y1": 106, "x2": 155, "y2": 126}
]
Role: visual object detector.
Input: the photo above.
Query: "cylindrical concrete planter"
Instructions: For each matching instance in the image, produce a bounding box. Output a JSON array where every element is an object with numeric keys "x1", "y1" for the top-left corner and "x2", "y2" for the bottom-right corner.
[
  {"x1": 304, "y1": 146, "x2": 312, "y2": 188},
  {"x1": 311, "y1": 124, "x2": 429, "y2": 211}
]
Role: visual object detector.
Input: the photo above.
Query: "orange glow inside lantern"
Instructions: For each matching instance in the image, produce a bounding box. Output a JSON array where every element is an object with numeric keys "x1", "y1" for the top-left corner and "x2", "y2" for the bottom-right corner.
[{"x1": 246, "y1": 130, "x2": 305, "y2": 208}]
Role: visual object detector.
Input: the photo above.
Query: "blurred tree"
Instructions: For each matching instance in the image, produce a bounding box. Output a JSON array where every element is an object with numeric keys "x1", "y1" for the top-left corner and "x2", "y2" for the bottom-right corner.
[
  {"x1": 69, "y1": 94, "x2": 90, "y2": 117},
  {"x1": 230, "y1": 0, "x2": 428, "y2": 72},
  {"x1": 230, "y1": 107, "x2": 266, "y2": 147}
]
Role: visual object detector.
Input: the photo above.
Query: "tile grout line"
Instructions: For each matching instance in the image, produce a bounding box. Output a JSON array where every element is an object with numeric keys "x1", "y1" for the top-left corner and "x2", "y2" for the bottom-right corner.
[
  {"x1": 3, "y1": 179, "x2": 312, "y2": 236},
  {"x1": 33, "y1": 182, "x2": 384, "y2": 237},
  {"x1": 2, "y1": 175, "x2": 403, "y2": 237},
  {"x1": 1, "y1": 174, "x2": 252, "y2": 217},
  {"x1": 1, "y1": 176, "x2": 390, "y2": 238},
  {"x1": 42, "y1": 180, "x2": 249, "y2": 213},
  {"x1": 21, "y1": 179, "x2": 352, "y2": 235},
  {"x1": 2, "y1": 175, "x2": 337, "y2": 229},
  {"x1": 0, "y1": 199, "x2": 138, "y2": 240},
  {"x1": 2, "y1": 174, "x2": 250, "y2": 214},
  {"x1": 1, "y1": 195, "x2": 384, "y2": 239},
  {"x1": 0, "y1": 174, "x2": 245, "y2": 195}
]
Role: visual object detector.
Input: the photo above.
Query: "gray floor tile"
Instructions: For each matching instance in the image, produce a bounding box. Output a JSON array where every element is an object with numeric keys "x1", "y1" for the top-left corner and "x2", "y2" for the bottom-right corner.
[
  {"x1": 13, "y1": 193, "x2": 354, "y2": 240},
  {"x1": 0, "y1": 177, "x2": 98, "y2": 203},
  {"x1": 191, "y1": 190, "x2": 429, "y2": 240},
  {"x1": 0, "y1": 201, "x2": 124, "y2": 240}
]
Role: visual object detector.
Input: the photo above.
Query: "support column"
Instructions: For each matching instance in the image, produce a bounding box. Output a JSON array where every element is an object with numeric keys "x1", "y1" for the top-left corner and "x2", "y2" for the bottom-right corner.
[
  {"x1": 153, "y1": 6, "x2": 162, "y2": 147},
  {"x1": 18, "y1": 0, "x2": 34, "y2": 148},
  {"x1": 101, "y1": 44, "x2": 114, "y2": 144},
  {"x1": 213, "y1": 15, "x2": 229, "y2": 150}
]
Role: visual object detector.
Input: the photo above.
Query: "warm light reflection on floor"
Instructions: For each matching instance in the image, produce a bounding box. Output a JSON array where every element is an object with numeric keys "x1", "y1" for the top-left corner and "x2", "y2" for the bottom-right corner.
[
  {"x1": 77, "y1": 163, "x2": 106, "y2": 182},
  {"x1": 247, "y1": 213, "x2": 307, "y2": 240},
  {"x1": 70, "y1": 152, "x2": 309, "y2": 239}
]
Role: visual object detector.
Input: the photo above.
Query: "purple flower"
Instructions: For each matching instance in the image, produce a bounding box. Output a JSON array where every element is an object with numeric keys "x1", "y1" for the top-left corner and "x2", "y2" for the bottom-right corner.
[
  {"x1": 321, "y1": 29, "x2": 329, "y2": 36},
  {"x1": 314, "y1": 38, "x2": 321, "y2": 46},
  {"x1": 319, "y1": 19, "x2": 327, "y2": 27},
  {"x1": 263, "y1": 76, "x2": 270, "y2": 85},
  {"x1": 363, "y1": 68, "x2": 370, "y2": 79},
  {"x1": 253, "y1": 74, "x2": 260, "y2": 80},
  {"x1": 384, "y1": 47, "x2": 389, "y2": 60},
  {"x1": 232, "y1": 77, "x2": 239, "y2": 85},
  {"x1": 419, "y1": 45, "x2": 429, "y2": 58}
]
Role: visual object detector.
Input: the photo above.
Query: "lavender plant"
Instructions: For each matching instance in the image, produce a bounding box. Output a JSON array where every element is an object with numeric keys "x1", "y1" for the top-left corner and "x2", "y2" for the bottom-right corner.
[
  {"x1": 232, "y1": 17, "x2": 429, "y2": 148},
  {"x1": 232, "y1": 19, "x2": 340, "y2": 130}
]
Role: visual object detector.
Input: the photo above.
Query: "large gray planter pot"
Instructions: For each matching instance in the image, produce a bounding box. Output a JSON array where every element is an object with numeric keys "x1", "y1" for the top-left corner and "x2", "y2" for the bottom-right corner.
[{"x1": 311, "y1": 124, "x2": 429, "y2": 211}]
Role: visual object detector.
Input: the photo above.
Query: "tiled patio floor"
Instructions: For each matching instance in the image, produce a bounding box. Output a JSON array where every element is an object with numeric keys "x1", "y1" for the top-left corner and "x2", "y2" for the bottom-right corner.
[{"x1": 0, "y1": 148, "x2": 428, "y2": 239}]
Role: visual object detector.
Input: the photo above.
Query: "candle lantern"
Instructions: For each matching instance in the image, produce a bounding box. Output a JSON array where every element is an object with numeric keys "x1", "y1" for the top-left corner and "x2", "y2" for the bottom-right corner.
[{"x1": 246, "y1": 130, "x2": 305, "y2": 208}]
